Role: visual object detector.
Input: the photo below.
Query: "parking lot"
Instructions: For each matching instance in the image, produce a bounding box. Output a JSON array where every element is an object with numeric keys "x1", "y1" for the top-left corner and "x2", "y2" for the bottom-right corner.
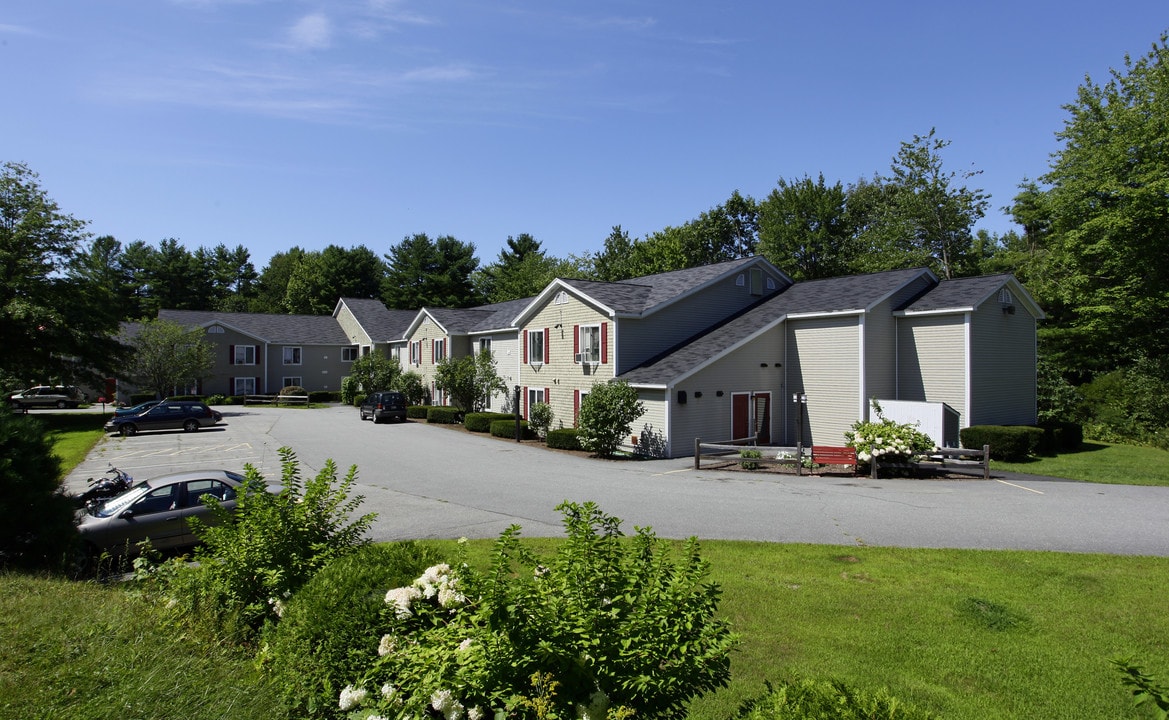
[{"x1": 65, "y1": 404, "x2": 1169, "y2": 555}]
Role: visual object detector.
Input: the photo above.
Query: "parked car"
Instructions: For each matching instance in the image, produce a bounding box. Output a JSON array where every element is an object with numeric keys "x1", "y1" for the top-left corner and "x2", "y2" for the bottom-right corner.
[
  {"x1": 76, "y1": 469, "x2": 263, "y2": 555},
  {"x1": 8, "y1": 385, "x2": 86, "y2": 410},
  {"x1": 359, "y1": 391, "x2": 407, "y2": 424},
  {"x1": 104, "y1": 401, "x2": 221, "y2": 436},
  {"x1": 113, "y1": 400, "x2": 163, "y2": 417}
]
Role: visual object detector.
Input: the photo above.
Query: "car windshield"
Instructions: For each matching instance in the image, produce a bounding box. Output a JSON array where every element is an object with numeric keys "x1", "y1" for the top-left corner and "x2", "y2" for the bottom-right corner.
[{"x1": 89, "y1": 481, "x2": 151, "y2": 518}]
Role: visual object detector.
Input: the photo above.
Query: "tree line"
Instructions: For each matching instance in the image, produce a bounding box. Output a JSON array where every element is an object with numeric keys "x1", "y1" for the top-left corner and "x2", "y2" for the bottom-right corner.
[{"x1": 3, "y1": 33, "x2": 1168, "y2": 444}]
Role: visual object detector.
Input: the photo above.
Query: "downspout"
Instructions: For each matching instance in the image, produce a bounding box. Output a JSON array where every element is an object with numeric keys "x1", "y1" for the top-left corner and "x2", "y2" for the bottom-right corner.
[
  {"x1": 858, "y1": 314, "x2": 867, "y2": 420},
  {"x1": 265, "y1": 341, "x2": 271, "y2": 395},
  {"x1": 963, "y1": 312, "x2": 972, "y2": 428}
]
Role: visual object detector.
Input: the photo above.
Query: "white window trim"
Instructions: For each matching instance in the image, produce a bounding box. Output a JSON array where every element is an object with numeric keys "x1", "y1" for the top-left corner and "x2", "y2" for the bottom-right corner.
[
  {"x1": 283, "y1": 376, "x2": 303, "y2": 388},
  {"x1": 283, "y1": 346, "x2": 302, "y2": 365},
  {"x1": 234, "y1": 377, "x2": 257, "y2": 395},
  {"x1": 528, "y1": 329, "x2": 545, "y2": 366},
  {"x1": 342, "y1": 346, "x2": 359, "y2": 362},
  {"x1": 576, "y1": 324, "x2": 601, "y2": 365}
]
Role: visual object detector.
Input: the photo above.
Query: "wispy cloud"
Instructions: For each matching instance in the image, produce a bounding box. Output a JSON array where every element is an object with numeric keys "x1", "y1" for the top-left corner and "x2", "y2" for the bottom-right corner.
[
  {"x1": 0, "y1": 22, "x2": 40, "y2": 36},
  {"x1": 287, "y1": 12, "x2": 333, "y2": 50}
]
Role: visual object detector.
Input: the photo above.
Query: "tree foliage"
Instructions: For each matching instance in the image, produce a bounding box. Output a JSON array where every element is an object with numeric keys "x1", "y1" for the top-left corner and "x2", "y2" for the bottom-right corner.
[
  {"x1": 757, "y1": 174, "x2": 857, "y2": 280},
  {"x1": 1017, "y1": 33, "x2": 1169, "y2": 379},
  {"x1": 0, "y1": 406, "x2": 75, "y2": 570},
  {"x1": 382, "y1": 234, "x2": 480, "y2": 309},
  {"x1": 435, "y1": 349, "x2": 507, "y2": 412},
  {"x1": 128, "y1": 318, "x2": 215, "y2": 398},
  {"x1": 348, "y1": 351, "x2": 402, "y2": 394}
]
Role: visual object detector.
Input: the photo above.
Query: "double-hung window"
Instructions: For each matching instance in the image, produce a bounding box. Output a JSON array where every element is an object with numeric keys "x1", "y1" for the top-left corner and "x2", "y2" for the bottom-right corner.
[
  {"x1": 577, "y1": 325, "x2": 600, "y2": 364},
  {"x1": 433, "y1": 338, "x2": 446, "y2": 363},
  {"x1": 410, "y1": 340, "x2": 421, "y2": 366},
  {"x1": 283, "y1": 347, "x2": 302, "y2": 365},
  {"x1": 234, "y1": 377, "x2": 256, "y2": 395},
  {"x1": 342, "y1": 346, "x2": 359, "y2": 362},
  {"x1": 528, "y1": 387, "x2": 545, "y2": 412},
  {"x1": 527, "y1": 329, "x2": 545, "y2": 365}
]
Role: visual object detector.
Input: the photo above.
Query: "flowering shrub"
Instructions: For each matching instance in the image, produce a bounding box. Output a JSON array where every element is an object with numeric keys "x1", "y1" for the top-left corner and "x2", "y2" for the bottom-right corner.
[
  {"x1": 340, "y1": 501, "x2": 737, "y2": 720},
  {"x1": 844, "y1": 401, "x2": 934, "y2": 473}
]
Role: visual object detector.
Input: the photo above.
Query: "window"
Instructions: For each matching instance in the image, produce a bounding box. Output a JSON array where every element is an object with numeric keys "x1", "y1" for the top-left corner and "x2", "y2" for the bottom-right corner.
[
  {"x1": 577, "y1": 325, "x2": 600, "y2": 364},
  {"x1": 342, "y1": 346, "x2": 359, "y2": 362},
  {"x1": 749, "y1": 267, "x2": 763, "y2": 296},
  {"x1": 433, "y1": 338, "x2": 446, "y2": 363},
  {"x1": 234, "y1": 377, "x2": 256, "y2": 395},
  {"x1": 208, "y1": 325, "x2": 225, "y2": 334},
  {"x1": 283, "y1": 346, "x2": 302, "y2": 365},
  {"x1": 283, "y1": 377, "x2": 302, "y2": 388},
  {"x1": 410, "y1": 340, "x2": 421, "y2": 366},
  {"x1": 554, "y1": 291, "x2": 569, "y2": 305},
  {"x1": 479, "y1": 338, "x2": 491, "y2": 355},
  {"x1": 234, "y1": 345, "x2": 256, "y2": 365},
  {"x1": 527, "y1": 329, "x2": 545, "y2": 365},
  {"x1": 528, "y1": 387, "x2": 545, "y2": 415}
]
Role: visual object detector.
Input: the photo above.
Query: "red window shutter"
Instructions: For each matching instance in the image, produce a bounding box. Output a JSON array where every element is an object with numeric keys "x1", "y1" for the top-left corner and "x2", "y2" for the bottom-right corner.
[
  {"x1": 256, "y1": 346, "x2": 263, "y2": 365},
  {"x1": 574, "y1": 389, "x2": 580, "y2": 425},
  {"x1": 230, "y1": 377, "x2": 235, "y2": 392},
  {"x1": 522, "y1": 330, "x2": 528, "y2": 364},
  {"x1": 523, "y1": 386, "x2": 528, "y2": 419},
  {"x1": 229, "y1": 345, "x2": 235, "y2": 365},
  {"x1": 573, "y1": 325, "x2": 579, "y2": 359},
  {"x1": 600, "y1": 322, "x2": 608, "y2": 364},
  {"x1": 544, "y1": 328, "x2": 550, "y2": 363},
  {"x1": 545, "y1": 387, "x2": 550, "y2": 405}
]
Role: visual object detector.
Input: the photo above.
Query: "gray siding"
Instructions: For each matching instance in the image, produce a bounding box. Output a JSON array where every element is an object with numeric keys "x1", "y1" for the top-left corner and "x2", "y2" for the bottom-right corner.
[
  {"x1": 897, "y1": 314, "x2": 967, "y2": 425},
  {"x1": 786, "y1": 317, "x2": 862, "y2": 446},
  {"x1": 618, "y1": 269, "x2": 784, "y2": 372},
  {"x1": 970, "y1": 302, "x2": 1038, "y2": 425},
  {"x1": 670, "y1": 327, "x2": 785, "y2": 455},
  {"x1": 864, "y1": 304, "x2": 897, "y2": 408}
]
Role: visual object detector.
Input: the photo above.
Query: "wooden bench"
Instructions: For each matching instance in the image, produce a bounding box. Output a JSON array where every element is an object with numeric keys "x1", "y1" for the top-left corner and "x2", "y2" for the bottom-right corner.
[{"x1": 812, "y1": 445, "x2": 857, "y2": 475}]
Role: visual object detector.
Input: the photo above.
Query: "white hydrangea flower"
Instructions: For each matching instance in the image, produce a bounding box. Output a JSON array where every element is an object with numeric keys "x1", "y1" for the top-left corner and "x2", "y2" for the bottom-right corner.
[
  {"x1": 432, "y1": 689, "x2": 455, "y2": 713},
  {"x1": 437, "y1": 582, "x2": 467, "y2": 609},
  {"x1": 385, "y1": 586, "x2": 423, "y2": 619},
  {"x1": 468, "y1": 706, "x2": 485, "y2": 720},
  {"x1": 457, "y1": 637, "x2": 473, "y2": 652},
  {"x1": 339, "y1": 684, "x2": 368, "y2": 710},
  {"x1": 381, "y1": 683, "x2": 397, "y2": 699},
  {"x1": 378, "y1": 634, "x2": 397, "y2": 656}
]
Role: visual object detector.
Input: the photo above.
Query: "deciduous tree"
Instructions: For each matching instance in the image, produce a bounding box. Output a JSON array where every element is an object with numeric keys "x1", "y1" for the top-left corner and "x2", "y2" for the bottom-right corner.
[{"x1": 128, "y1": 318, "x2": 215, "y2": 398}]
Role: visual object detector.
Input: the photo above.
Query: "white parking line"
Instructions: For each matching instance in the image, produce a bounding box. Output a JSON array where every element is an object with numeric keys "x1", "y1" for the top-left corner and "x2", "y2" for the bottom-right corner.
[{"x1": 997, "y1": 479, "x2": 1044, "y2": 494}]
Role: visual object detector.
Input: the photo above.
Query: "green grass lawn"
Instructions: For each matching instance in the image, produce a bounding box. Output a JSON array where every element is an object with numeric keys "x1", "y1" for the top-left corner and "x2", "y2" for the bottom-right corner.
[
  {"x1": 993, "y1": 440, "x2": 1169, "y2": 486},
  {"x1": 33, "y1": 413, "x2": 108, "y2": 477}
]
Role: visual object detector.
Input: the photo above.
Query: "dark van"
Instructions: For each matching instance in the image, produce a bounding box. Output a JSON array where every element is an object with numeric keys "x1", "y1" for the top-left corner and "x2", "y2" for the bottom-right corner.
[{"x1": 359, "y1": 391, "x2": 407, "y2": 424}]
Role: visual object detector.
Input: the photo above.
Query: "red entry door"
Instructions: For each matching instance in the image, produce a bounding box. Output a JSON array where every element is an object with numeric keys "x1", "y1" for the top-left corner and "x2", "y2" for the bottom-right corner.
[{"x1": 732, "y1": 393, "x2": 750, "y2": 441}]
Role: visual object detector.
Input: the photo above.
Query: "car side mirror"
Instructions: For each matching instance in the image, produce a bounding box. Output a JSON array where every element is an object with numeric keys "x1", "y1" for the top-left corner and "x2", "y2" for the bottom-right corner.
[{"x1": 119, "y1": 509, "x2": 135, "y2": 519}]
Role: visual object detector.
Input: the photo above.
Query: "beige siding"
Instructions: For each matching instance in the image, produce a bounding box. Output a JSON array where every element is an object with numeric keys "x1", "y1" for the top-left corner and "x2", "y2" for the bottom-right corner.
[
  {"x1": 518, "y1": 296, "x2": 615, "y2": 427},
  {"x1": 618, "y1": 268, "x2": 786, "y2": 372},
  {"x1": 786, "y1": 317, "x2": 862, "y2": 446},
  {"x1": 670, "y1": 327, "x2": 786, "y2": 454},
  {"x1": 970, "y1": 302, "x2": 1038, "y2": 425},
  {"x1": 404, "y1": 317, "x2": 447, "y2": 402},
  {"x1": 333, "y1": 304, "x2": 371, "y2": 346},
  {"x1": 634, "y1": 389, "x2": 669, "y2": 457},
  {"x1": 897, "y1": 315, "x2": 967, "y2": 425},
  {"x1": 474, "y1": 333, "x2": 520, "y2": 411}
]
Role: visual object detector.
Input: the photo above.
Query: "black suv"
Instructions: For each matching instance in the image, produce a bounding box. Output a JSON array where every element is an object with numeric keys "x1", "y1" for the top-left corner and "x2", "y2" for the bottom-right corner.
[
  {"x1": 360, "y1": 391, "x2": 407, "y2": 424},
  {"x1": 104, "y1": 401, "x2": 222, "y2": 436}
]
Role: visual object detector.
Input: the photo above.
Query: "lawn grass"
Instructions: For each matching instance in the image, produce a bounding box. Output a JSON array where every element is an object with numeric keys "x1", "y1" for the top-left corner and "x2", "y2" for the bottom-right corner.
[
  {"x1": 993, "y1": 439, "x2": 1169, "y2": 486},
  {"x1": 7, "y1": 542, "x2": 1164, "y2": 720},
  {"x1": 30, "y1": 413, "x2": 108, "y2": 477}
]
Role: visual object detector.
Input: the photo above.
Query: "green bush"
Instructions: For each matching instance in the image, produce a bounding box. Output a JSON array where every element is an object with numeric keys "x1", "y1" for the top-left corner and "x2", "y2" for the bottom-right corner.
[
  {"x1": 154, "y1": 447, "x2": 376, "y2": 641},
  {"x1": 464, "y1": 412, "x2": 516, "y2": 433},
  {"x1": 960, "y1": 425, "x2": 1043, "y2": 461},
  {"x1": 0, "y1": 407, "x2": 74, "y2": 571},
  {"x1": 406, "y1": 405, "x2": 429, "y2": 419},
  {"x1": 264, "y1": 542, "x2": 443, "y2": 719},
  {"x1": 734, "y1": 677, "x2": 936, "y2": 720},
  {"x1": 1037, "y1": 421, "x2": 1084, "y2": 456},
  {"x1": 546, "y1": 427, "x2": 582, "y2": 450},
  {"x1": 130, "y1": 392, "x2": 157, "y2": 404},
  {"x1": 528, "y1": 401, "x2": 553, "y2": 438},
  {"x1": 740, "y1": 448, "x2": 762, "y2": 470},
  {"x1": 341, "y1": 376, "x2": 358, "y2": 406},
  {"x1": 491, "y1": 418, "x2": 534, "y2": 439},
  {"x1": 577, "y1": 380, "x2": 645, "y2": 457},
  {"x1": 309, "y1": 390, "x2": 340, "y2": 403},
  {"x1": 426, "y1": 406, "x2": 461, "y2": 424},
  {"x1": 205, "y1": 394, "x2": 227, "y2": 406},
  {"x1": 354, "y1": 394, "x2": 367, "y2": 408},
  {"x1": 341, "y1": 502, "x2": 737, "y2": 720}
]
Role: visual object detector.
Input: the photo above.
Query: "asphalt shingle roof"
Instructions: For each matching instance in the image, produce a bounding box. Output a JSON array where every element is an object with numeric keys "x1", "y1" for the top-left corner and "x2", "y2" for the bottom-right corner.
[
  {"x1": 900, "y1": 274, "x2": 1014, "y2": 312},
  {"x1": 561, "y1": 256, "x2": 764, "y2": 316},
  {"x1": 338, "y1": 298, "x2": 416, "y2": 341},
  {"x1": 159, "y1": 309, "x2": 353, "y2": 345}
]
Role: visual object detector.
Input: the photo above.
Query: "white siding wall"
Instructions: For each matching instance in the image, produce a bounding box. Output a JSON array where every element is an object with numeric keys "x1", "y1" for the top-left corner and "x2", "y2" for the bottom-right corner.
[
  {"x1": 634, "y1": 389, "x2": 669, "y2": 457},
  {"x1": 896, "y1": 315, "x2": 968, "y2": 426},
  {"x1": 333, "y1": 304, "x2": 372, "y2": 346},
  {"x1": 476, "y1": 333, "x2": 520, "y2": 412},
  {"x1": 786, "y1": 317, "x2": 862, "y2": 446},
  {"x1": 970, "y1": 302, "x2": 1038, "y2": 425}
]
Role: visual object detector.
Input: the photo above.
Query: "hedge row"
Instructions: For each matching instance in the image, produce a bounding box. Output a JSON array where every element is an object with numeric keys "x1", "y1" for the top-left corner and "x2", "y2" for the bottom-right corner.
[
  {"x1": 426, "y1": 407, "x2": 462, "y2": 424},
  {"x1": 491, "y1": 418, "x2": 535, "y2": 439},
  {"x1": 464, "y1": 412, "x2": 518, "y2": 433},
  {"x1": 546, "y1": 427, "x2": 583, "y2": 450},
  {"x1": 407, "y1": 405, "x2": 429, "y2": 419}
]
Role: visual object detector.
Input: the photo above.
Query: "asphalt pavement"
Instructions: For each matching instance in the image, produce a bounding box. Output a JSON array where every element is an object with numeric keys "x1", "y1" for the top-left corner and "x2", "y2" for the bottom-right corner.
[{"x1": 63, "y1": 404, "x2": 1169, "y2": 556}]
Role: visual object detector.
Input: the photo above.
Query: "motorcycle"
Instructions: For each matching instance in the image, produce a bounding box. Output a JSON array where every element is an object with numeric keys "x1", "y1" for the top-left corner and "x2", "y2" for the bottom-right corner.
[{"x1": 76, "y1": 466, "x2": 134, "y2": 509}]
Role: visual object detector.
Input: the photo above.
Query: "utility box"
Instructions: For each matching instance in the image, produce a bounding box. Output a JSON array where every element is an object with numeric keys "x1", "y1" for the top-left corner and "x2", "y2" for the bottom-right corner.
[{"x1": 874, "y1": 400, "x2": 960, "y2": 448}]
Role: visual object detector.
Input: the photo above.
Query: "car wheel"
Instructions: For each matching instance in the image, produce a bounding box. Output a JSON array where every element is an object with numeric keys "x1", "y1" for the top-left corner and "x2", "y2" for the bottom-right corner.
[
  {"x1": 56, "y1": 400, "x2": 68, "y2": 409},
  {"x1": 183, "y1": 419, "x2": 200, "y2": 432},
  {"x1": 119, "y1": 424, "x2": 137, "y2": 436}
]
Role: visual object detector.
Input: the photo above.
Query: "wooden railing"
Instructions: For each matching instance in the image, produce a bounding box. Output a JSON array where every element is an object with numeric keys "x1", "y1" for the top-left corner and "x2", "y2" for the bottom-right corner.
[{"x1": 244, "y1": 394, "x2": 309, "y2": 406}]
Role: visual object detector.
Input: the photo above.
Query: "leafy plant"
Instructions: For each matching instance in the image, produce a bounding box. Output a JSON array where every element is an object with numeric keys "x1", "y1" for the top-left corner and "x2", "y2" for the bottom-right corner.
[
  {"x1": 734, "y1": 677, "x2": 936, "y2": 720},
  {"x1": 395, "y1": 371, "x2": 427, "y2": 406},
  {"x1": 528, "y1": 401, "x2": 553, "y2": 439},
  {"x1": 740, "y1": 448, "x2": 762, "y2": 470},
  {"x1": 1113, "y1": 658, "x2": 1169, "y2": 719},
  {"x1": 349, "y1": 352, "x2": 402, "y2": 395},
  {"x1": 0, "y1": 406, "x2": 75, "y2": 570},
  {"x1": 577, "y1": 380, "x2": 645, "y2": 458},
  {"x1": 157, "y1": 447, "x2": 376, "y2": 640},
  {"x1": 844, "y1": 400, "x2": 933, "y2": 474},
  {"x1": 341, "y1": 502, "x2": 737, "y2": 720}
]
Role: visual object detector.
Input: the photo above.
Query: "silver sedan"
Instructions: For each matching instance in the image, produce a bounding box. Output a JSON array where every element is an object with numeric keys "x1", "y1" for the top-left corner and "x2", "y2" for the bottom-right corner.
[{"x1": 77, "y1": 469, "x2": 253, "y2": 555}]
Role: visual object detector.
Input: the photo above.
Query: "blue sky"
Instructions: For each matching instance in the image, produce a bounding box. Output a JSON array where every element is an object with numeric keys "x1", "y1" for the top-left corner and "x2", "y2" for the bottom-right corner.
[{"x1": 3, "y1": 1, "x2": 1166, "y2": 270}]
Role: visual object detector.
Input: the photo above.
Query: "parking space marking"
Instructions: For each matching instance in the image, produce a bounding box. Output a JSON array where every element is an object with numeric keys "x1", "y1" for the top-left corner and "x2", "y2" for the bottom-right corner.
[{"x1": 996, "y1": 479, "x2": 1044, "y2": 494}]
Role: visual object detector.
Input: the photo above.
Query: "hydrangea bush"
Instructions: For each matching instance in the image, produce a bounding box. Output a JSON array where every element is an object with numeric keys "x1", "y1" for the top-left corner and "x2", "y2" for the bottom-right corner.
[
  {"x1": 340, "y1": 501, "x2": 737, "y2": 720},
  {"x1": 844, "y1": 401, "x2": 934, "y2": 472}
]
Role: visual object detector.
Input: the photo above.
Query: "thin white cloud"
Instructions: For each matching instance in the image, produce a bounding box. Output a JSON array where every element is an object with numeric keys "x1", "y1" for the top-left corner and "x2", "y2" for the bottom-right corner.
[
  {"x1": 288, "y1": 12, "x2": 333, "y2": 50},
  {"x1": 0, "y1": 22, "x2": 39, "y2": 36}
]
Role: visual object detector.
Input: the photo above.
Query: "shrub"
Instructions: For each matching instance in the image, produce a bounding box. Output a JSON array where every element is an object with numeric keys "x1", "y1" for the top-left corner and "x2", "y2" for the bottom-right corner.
[
  {"x1": 155, "y1": 447, "x2": 376, "y2": 640},
  {"x1": 528, "y1": 401, "x2": 553, "y2": 438},
  {"x1": 426, "y1": 406, "x2": 461, "y2": 424},
  {"x1": 734, "y1": 677, "x2": 936, "y2": 720},
  {"x1": 491, "y1": 418, "x2": 534, "y2": 439},
  {"x1": 845, "y1": 400, "x2": 933, "y2": 474},
  {"x1": 309, "y1": 390, "x2": 340, "y2": 403},
  {"x1": 395, "y1": 372, "x2": 427, "y2": 406},
  {"x1": 577, "y1": 380, "x2": 645, "y2": 457},
  {"x1": 205, "y1": 393, "x2": 227, "y2": 406},
  {"x1": 740, "y1": 448, "x2": 762, "y2": 470},
  {"x1": 0, "y1": 407, "x2": 74, "y2": 571},
  {"x1": 341, "y1": 376, "x2": 358, "y2": 406},
  {"x1": 341, "y1": 502, "x2": 737, "y2": 720},
  {"x1": 1037, "y1": 421, "x2": 1084, "y2": 456},
  {"x1": 546, "y1": 427, "x2": 582, "y2": 450},
  {"x1": 464, "y1": 412, "x2": 516, "y2": 433},
  {"x1": 960, "y1": 425, "x2": 1043, "y2": 461},
  {"x1": 264, "y1": 542, "x2": 443, "y2": 719},
  {"x1": 354, "y1": 394, "x2": 367, "y2": 408},
  {"x1": 279, "y1": 385, "x2": 308, "y2": 397},
  {"x1": 407, "y1": 405, "x2": 429, "y2": 419}
]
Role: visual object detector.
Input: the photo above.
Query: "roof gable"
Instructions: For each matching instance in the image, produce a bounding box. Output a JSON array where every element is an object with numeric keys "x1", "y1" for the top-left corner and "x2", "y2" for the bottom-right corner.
[
  {"x1": 159, "y1": 309, "x2": 352, "y2": 345},
  {"x1": 898, "y1": 274, "x2": 1045, "y2": 319}
]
